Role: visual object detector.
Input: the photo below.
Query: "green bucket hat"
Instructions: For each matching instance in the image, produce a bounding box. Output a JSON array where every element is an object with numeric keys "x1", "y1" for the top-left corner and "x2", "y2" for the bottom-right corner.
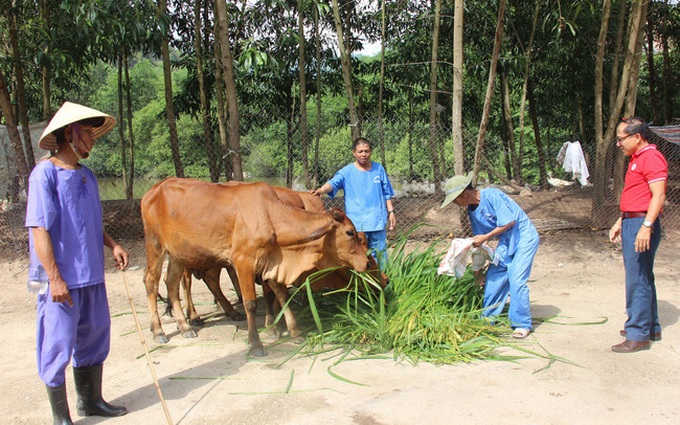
[{"x1": 441, "y1": 171, "x2": 473, "y2": 208}]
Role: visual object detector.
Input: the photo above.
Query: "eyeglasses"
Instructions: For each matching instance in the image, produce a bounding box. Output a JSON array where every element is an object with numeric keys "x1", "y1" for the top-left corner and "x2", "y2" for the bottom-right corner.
[{"x1": 616, "y1": 133, "x2": 637, "y2": 143}]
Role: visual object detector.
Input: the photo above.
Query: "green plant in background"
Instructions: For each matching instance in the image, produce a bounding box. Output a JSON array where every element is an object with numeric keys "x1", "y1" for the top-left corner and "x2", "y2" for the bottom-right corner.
[{"x1": 283, "y1": 230, "x2": 506, "y2": 365}]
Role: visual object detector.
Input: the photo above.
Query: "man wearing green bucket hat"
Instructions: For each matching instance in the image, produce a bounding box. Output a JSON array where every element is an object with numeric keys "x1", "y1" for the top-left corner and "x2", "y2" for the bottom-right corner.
[{"x1": 441, "y1": 172, "x2": 539, "y2": 338}]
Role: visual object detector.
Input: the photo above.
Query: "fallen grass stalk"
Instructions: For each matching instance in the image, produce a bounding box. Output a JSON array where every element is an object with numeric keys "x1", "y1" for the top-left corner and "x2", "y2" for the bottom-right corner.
[
  {"x1": 227, "y1": 388, "x2": 346, "y2": 396},
  {"x1": 169, "y1": 376, "x2": 245, "y2": 381}
]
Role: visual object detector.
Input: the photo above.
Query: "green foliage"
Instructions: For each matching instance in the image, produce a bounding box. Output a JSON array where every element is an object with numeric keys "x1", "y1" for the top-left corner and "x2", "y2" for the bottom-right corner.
[
  {"x1": 242, "y1": 122, "x2": 288, "y2": 178},
  {"x1": 382, "y1": 121, "x2": 434, "y2": 181},
  {"x1": 315, "y1": 126, "x2": 354, "y2": 182},
  {"x1": 287, "y1": 231, "x2": 505, "y2": 365},
  {"x1": 8, "y1": 0, "x2": 680, "y2": 193}
]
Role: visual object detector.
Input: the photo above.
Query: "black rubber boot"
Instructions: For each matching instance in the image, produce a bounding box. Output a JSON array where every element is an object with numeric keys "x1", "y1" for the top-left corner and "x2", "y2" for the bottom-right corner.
[
  {"x1": 46, "y1": 384, "x2": 73, "y2": 425},
  {"x1": 73, "y1": 365, "x2": 127, "y2": 417}
]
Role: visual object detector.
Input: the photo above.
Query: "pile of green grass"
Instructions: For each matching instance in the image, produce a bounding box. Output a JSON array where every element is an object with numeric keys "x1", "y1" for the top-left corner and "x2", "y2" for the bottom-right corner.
[{"x1": 280, "y1": 232, "x2": 507, "y2": 365}]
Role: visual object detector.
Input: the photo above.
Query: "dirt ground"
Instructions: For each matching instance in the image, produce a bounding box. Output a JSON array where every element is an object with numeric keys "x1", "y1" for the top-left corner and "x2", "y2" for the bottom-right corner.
[{"x1": 1, "y1": 227, "x2": 679, "y2": 425}]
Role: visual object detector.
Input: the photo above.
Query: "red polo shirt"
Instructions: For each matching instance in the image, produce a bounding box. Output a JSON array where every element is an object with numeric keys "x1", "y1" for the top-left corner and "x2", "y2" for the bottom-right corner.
[{"x1": 619, "y1": 144, "x2": 668, "y2": 213}]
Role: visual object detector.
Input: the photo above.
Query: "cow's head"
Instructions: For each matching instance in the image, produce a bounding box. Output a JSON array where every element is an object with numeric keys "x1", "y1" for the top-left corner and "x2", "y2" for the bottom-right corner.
[{"x1": 313, "y1": 208, "x2": 370, "y2": 273}]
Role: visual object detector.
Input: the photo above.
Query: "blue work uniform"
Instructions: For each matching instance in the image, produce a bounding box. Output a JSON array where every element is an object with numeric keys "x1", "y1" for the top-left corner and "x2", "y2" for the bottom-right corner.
[
  {"x1": 26, "y1": 160, "x2": 111, "y2": 387},
  {"x1": 468, "y1": 188, "x2": 539, "y2": 330},
  {"x1": 327, "y1": 161, "x2": 394, "y2": 268}
]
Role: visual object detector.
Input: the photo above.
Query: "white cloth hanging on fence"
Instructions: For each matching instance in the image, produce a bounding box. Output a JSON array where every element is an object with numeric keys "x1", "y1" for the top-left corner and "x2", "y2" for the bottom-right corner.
[
  {"x1": 437, "y1": 238, "x2": 496, "y2": 278},
  {"x1": 556, "y1": 141, "x2": 590, "y2": 186}
]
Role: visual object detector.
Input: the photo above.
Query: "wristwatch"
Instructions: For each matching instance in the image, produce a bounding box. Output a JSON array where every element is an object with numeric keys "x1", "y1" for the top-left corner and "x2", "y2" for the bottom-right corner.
[{"x1": 642, "y1": 220, "x2": 653, "y2": 228}]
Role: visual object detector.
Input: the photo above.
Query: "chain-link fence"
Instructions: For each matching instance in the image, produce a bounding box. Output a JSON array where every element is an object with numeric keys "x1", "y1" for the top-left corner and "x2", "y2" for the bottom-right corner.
[{"x1": 1, "y1": 113, "x2": 679, "y2": 255}]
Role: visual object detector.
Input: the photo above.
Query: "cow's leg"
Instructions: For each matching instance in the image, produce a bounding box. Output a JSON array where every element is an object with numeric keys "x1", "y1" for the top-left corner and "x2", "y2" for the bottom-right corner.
[
  {"x1": 262, "y1": 283, "x2": 283, "y2": 339},
  {"x1": 165, "y1": 259, "x2": 197, "y2": 339},
  {"x1": 233, "y1": 261, "x2": 265, "y2": 357},
  {"x1": 202, "y1": 268, "x2": 244, "y2": 321},
  {"x1": 224, "y1": 266, "x2": 243, "y2": 304},
  {"x1": 267, "y1": 280, "x2": 303, "y2": 342},
  {"x1": 182, "y1": 269, "x2": 203, "y2": 327},
  {"x1": 143, "y1": 242, "x2": 167, "y2": 343}
]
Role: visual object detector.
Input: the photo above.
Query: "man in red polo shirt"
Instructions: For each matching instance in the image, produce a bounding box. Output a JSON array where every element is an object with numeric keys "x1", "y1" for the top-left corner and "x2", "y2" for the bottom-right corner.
[{"x1": 609, "y1": 116, "x2": 667, "y2": 353}]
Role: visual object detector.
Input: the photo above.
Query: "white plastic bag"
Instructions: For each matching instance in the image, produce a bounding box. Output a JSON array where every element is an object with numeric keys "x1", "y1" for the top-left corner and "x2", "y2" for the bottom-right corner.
[
  {"x1": 470, "y1": 244, "x2": 495, "y2": 271},
  {"x1": 437, "y1": 238, "x2": 496, "y2": 278}
]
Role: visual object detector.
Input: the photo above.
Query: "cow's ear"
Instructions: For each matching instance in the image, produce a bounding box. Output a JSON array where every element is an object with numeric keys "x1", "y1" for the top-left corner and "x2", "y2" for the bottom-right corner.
[
  {"x1": 330, "y1": 208, "x2": 345, "y2": 223},
  {"x1": 295, "y1": 222, "x2": 336, "y2": 244}
]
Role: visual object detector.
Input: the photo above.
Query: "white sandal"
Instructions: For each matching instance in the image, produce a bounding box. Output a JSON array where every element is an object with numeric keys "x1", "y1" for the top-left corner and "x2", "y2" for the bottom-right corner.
[{"x1": 512, "y1": 328, "x2": 531, "y2": 339}]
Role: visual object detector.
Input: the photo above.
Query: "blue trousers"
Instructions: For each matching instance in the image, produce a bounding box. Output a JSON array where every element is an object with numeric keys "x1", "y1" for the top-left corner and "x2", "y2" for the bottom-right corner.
[
  {"x1": 36, "y1": 283, "x2": 111, "y2": 387},
  {"x1": 621, "y1": 217, "x2": 661, "y2": 342},
  {"x1": 365, "y1": 229, "x2": 388, "y2": 271},
  {"x1": 483, "y1": 234, "x2": 539, "y2": 330}
]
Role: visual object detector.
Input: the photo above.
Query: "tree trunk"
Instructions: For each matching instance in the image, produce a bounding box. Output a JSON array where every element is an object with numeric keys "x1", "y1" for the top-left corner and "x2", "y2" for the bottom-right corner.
[
  {"x1": 215, "y1": 0, "x2": 243, "y2": 181},
  {"x1": 213, "y1": 18, "x2": 231, "y2": 181},
  {"x1": 528, "y1": 82, "x2": 548, "y2": 188},
  {"x1": 451, "y1": 0, "x2": 464, "y2": 176},
  {"x1": 516, "y1": 0, "x2": 540, "y2": 184},
  {"x1": 124, "y1": 52, "x2": 135, "y2": 200},
  {"x1": 428, "y1": 0, "x2": 443, "y2": 184},
  {"x1": 645, "y1": 9, "x2": 658, "y2": 124},
  {"x1": 661, "y1": 0, "x2": 672, "y2": 124},
  {"x1": 330, "y1": 0, "x2": 360, "y2": 141},
  {"x1": 313, "y1": 4, "x2": 322, "y2": 186},
  {"x1": 159, "y1": 0, "x2": 184, "y2": 178},
  {"x1": 609, "y1": 0, "x2": 627, "y2": 112},
  {"x1": 472, "y1": 0, "x2": 506, "y2": 185},
  {"x1": 408, "y1": 92, "x2": 414, "y2": 181},
  {"x1": 7, "y1": 3, "x2": 35, "y2": 169},
  {"x1": 196, "y1": 0, "x2": 219, "y2": 182},
  {"x1": 614, "y1": 0, "x2": 649, "y2": 198},
  {"x1": 624, "y1": 0, "x2": 648, "y2": 116},
  {"x1": 0, "y1": 68, "x2": 29, "y2": 201},
  {"x1": 499, "y1": 118, "x2": 512, "y2": 180},
  {"x1": 287, "y1": 99, "x2": 294, "y2": 187},
  {"x1": 298, "y1": 0, "x2": 310, "y2": 188},
  {"x1": 593, "y1": 0, "x2": 612, "y2": 211},
  {"x1": 39, "y1": 0, "x2": 52, "y2": 120},
  {"x1": 593, "y1": 0, "x2": 646, "y2": 225},
  {"x1": 500, "y1": 70, "x2": 520, "y2": 182},
  {"x1": 377, "y1": 0, "x2": 387, "y2": 169},
  {"x1": 577, "y1": 97, "x2": 586, "y2": 141},
  {"x1": 117, "y1": 54, "x2": 128, "y2": 196}
]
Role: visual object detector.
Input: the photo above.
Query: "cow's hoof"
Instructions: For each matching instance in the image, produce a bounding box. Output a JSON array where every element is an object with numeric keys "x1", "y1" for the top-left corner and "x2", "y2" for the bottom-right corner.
[
  {"x1": 290, "y1": 335, "x2": 305, "y2": 345},
  {"x1": 264, "y1": 328, "x2": 281, "y2": 339},
  {"x1": 154, "y1": 334, "x2": 169, "y2": 344},
  {"x1": 249, "y1": 347, "x2": 267, "y2": 357},
  {"x1": 189, "y1": 317, "x2": 204, "y2": 327},
  {"x1": 229, "y1": 312, "x2": 246, "y2": 321},
  {"x1": 181, "y1": 329, "x2": 198, "y2": 338}
]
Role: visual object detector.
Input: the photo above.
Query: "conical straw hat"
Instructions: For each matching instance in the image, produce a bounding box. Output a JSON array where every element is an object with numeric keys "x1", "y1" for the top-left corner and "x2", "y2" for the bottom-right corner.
[{"x1": 38, "y1": 101, "x2": 116, "y2": 150}]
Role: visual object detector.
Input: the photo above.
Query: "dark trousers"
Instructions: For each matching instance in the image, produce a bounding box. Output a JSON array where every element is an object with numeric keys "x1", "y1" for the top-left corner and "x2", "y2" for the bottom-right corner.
[{"x1": 621, "y1": 218, "x2": 661, "y2": 341}]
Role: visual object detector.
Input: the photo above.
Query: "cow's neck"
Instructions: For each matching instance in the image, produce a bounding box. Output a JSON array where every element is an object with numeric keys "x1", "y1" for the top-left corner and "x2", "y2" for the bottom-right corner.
[{"x1": 269, "y1": 205, "x2": 335, "y2": 247}]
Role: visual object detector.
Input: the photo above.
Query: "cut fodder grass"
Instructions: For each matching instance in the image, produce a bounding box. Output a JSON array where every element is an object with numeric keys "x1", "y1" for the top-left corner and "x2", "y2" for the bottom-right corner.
[{"x1": 275, "y1": 231, "x2": 506, "y2": 366}]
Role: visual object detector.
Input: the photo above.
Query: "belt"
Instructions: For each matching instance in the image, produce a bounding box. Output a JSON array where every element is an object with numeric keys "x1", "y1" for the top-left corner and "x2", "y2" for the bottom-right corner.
[{"x1": 621, "y1": 212, "x2": 647, "y2": 219}]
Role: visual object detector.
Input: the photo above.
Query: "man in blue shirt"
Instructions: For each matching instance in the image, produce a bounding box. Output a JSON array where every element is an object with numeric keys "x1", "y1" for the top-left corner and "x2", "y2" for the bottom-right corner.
[
  {"x1": 441, "y1": 172, "x2": 539, "y2": 338},
  {"x1": 312, "y1": 138, "x2": 396, "y2": 269}
]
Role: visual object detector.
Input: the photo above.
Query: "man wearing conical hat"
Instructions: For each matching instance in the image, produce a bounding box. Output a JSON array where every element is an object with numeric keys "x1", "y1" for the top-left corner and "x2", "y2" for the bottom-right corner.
[
  {"x1": 25, "y1": 102, "x2": 128, "y2": 424},
  {"x1": 441, "y1": 172, "x2": 539, "y2": 339}
]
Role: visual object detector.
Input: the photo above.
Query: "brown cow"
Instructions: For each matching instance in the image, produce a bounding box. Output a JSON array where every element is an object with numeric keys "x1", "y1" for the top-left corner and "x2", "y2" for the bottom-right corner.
[
  {"x1": 141, "y1": 178, "x2": 370, "y2": 356},
  {"x1": 174, "y1": 185, "x2": 384, "y2": 338},
  {"x1": 169, "y1": 183, "x2": 324, "y2": 327},
  {"x1": 179, "y1": 230, "x2": 385, "y2": 339}
]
